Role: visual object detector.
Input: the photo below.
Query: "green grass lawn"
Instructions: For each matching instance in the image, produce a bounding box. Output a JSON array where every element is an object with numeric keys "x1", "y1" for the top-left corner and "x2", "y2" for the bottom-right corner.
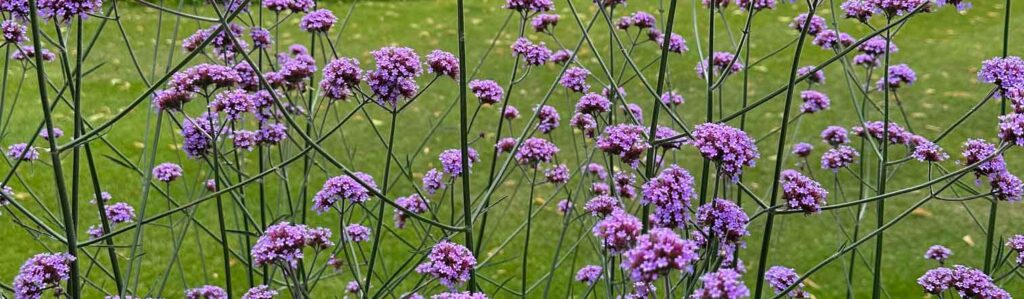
[{"x1": 1, "y1": 0, "x2": 1023, "y2": 297}]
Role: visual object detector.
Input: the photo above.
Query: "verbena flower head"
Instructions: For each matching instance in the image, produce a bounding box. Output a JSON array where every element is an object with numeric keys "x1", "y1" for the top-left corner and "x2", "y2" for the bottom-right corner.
[
  {"x1": 852, "y1": 121, "x2": 911, "y2": 145},
  {"x1": 468, "y1": 80, "x2": 503, "y2": 105},
  {"x1": 152, "y1": 163, "x2": 183, "y2": 182},
  {"x1": 696, "y1": 199, "x2": 750, "y2": 244},
  {"x1": 584, "y1": 195, "x2": 620, "y2": 217},
  {"x1": 960, "y1": 139, "x2": 1006, "y2": 179},
  {"x1": 431, "y1": 292, "x2": 488, "y2": 299},
  {"x1": 911, "y1": 138, "x2": 949, "y2": 162},
  {"x1": 978, "y1": 56, "x2": 1024, "y2": 92},
  {"x1": 630, "y1": 11, "x2": 656, "y2": 28},
  {"x1": 764, "y1": 266, "x2": 810, "y2": 298},
  {"x1": 592, "y1": 182, "x2": 611, "y2": 195},
  {"x1": 924, "y1": 245, "x2": 952, "y2": 263},
  {"x1": 257, "y1": 123, "x2": 288, "y2": 145},
  {"x1": 584, "y1": 163, "x2": 607, "y2": 179},
  {"x1": 495, "y1": 137, "x2": 517, "y2": 153},
  {"x1": 990, "y1": 171, "x2": 1023, "y2": 202},
  {"x1": 345, "y1": 280, "x2": 361, "y2": 294},
  {"x1": 877, "y1": 64, "x2": 917, "y2": 89},
  {"x1": 570, "y1": 113, "x2": 598, "y2": 138},
  {"x1": 185, "y1": 285, "x2": 227, "y2": 299},
  {"x1": 545, "y1": 164, "x2": 570, "y2": 184},
  {"x1": 250, "y1": 27, "x2": 272, "y2": 49},
  {"x1": 504, "y1": 0, "x2": 553, "y2": 12},
  {"x1": 105, "y1": 202, "x2": 136, "y2": 224},
  {"x1": 655, "y1": 126, "x2": 684, "y2": 150},
  {"x1": 859, "y1": 36, "x2": 898, "y2": 57},
  {"x1": 416, "y1": 240, "x2": 477, "y2": 288},
  {"x1": 263, "y1": 0, "x2": 312, "y2": 12},
  {"x1": 696, "y1": 52, "x2": 743, "y2": 80},
  {"x1": 394, "y1": 194, "x2": 429, "y2": 228},
  {"x1": 251, "y1": 222, "x2": 334, "y2": 268},
  {"x1": 313, "y1": 172, "x2": 378, "y2": 212},
  {"x1": 345, "y1": 224, "x2": 371, "y2": 242},
  {"x1": 0, "y1": 0, "x2": 30, "y2": 20},
  {"x1": 593, "y1": 209, "x2": 642, "y2": 253},
  {"x1": 623, "y1": 103, "x2": 644, "y2": 123},
  {"x1": 949, "y1": 265, "x2": 1004, "y2": 297},
  {"x1": 439, "y1": 148, "x2": 480, "y2": 177},
  {"x1": 6, "y1": 143, "x2": 39, "y2": 161},
  {"x1": 320, "y1": 57, "x2": 362, "y2": 101},
  {"x1": 800, "y1": 90, "x2": 830, "y2": 113},
  {"x1": 812, "y1": 30, "x2": 854, "y2": 49},
  {"x1": 853, "y1": 54, "x2": 880, "y2": 67},
  {"x1": 867, "y1": 0, "x2": 928, "y2": 16},
  {"x1": 171, "y1": 64, "x2": 240, "y2": 93},
  {"x1": 936, "y1": 0, "x2": 971, "y2": 11},
  {"x1": 503, "y1": 105, "x2": 521, "y2": 120},
  {"x1": 692, "y1": 269, "x2": 750, "y2": 299},
  {"x1": 2, "y1": 20, "x2": 27, "y2": 43},
  {"x1": 211, "y1": 89, "x2": 255, "y2": 121},
  {"x1": 426, "y1": 50, "x2": 460, "y2": 79},
  {"x1": 821, "y1": 145, "x2": 859, "y2": 172},
  {"x1": 535, "y1": 105, "x2": 561, "y2": 133},
  {"x1": 596, "y1": 125, "x2": 648, "y2": 166},
  {"x1": 780, "y1": 170, "x2": 828, "y2": 213},
  {"x1": 841, "y1": 0, "x2": 876, "y2": 21},
  {"x1": 702, "y1": 0, "x2": 730, "y2": 8},
  {"x1": 661, "y1": 91, "x2": 684, "y2": 106},
  {"x1": 657, "y1": 32, "x2": 688, "y2": 53},
  {"x1": 300, "y1": 9, "x2": 337, "y2": 32},
  {"x1": 560, "y1": 66, "x2": 591, "y2": 93},
  {"x1": 422, "y1": 168, "x2": 446, "y2": 195},
  {"x1": 797, "y1": 66, "x2": 825, "y2": 84},
  {"x1": 688, "y1": 123, "x2": 760, "y2": 181},
  {"x1": 12, "y1": 46, "x2": 56, "y2": 62},
  {"x1": 621, "y1": 228, "x2": 699, "y2": 282},
  {"x1": 557, "y1": 199, "x2": 573, "y2": 214},
  {"x1": 790, "y1": 13, "x2": 827, "y2": 36},
  {"x1": 13, "y1": 253, "x2": 75, "y2": 299},
  {"x1": 917, "y1": 267, "x2": 953, "y2": 294},
  {"x1": 575, "y1": 265, "x2": 602, "y2": 285},
  {"x1": 550, "y1": 49, "x2": 573, "y2": 64},
  {"x1": 792, "y1": 143, "x2": 813, "y2": 157},
  {"x1": 242, "y1": 285, "x2": 277, "y2": 299},
  {"x1": 180, "y1": 112, "x2": 221, "y2": 158},
  {"x1": 575, "y1": 93, "x2": 611, "y2": 114},
  {"x1": 736, "y1": 0, "x2": 777, "y2": 10},
  {"x1": 37, "y1": 0, "x2": 102, "y2": 23},
  {"x1": 367, "y1": 46, "x2": 421, "y2": 106},
  {"x1": 511, "y1": 38, "x2": 550, "y2": 65},
  {"x1": 515, "y1": 137, "x2": 559, "y2": 166},
  {"x1": 641, "y1": 165, "x2": 695, "y2": 228},
  {"x1": 531, "y1": 13, "x2": 559, "y2": 32},
  {"x1": 820, "y1": 126, "x2": 850, "y2": 146},
  {"x1": 615, "y1": 171, "x2": 637, "y2": 198}
]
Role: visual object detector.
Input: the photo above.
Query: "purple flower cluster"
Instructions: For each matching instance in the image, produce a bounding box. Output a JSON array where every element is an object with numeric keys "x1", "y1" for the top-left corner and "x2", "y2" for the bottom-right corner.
[
  {"x1": 426, "y1": 50, "x2": 460, "y2": 79},
  {"x1": 431, "y1": 292, "x2": 488, "y2": 299},
  {"x1": 571, "y1": 113, "x2": 598, "y2": 137},
  {"x1": 345, "y1": 224, "x2": 371, "y2": 242},
  {"x1": 597, "y1": 124, "x2": 651, "y2": 166},
  {"x1": 924, "y1": 245, "x2": 952, "y2": 263},
  {"x1": 185, "y1": 285, "x2": 228, "y2": 299},
  {"x1": 821, "y1": 145, "x2": 859, "y2": 172},
  {"x1": 877, "y1": 64, "x2": 917, "y2": 90},
  {"x1": 978, "y1": 56, "x2": 1024, "y2": 92},
  {"x1": 859, "y1": 36, "x2": 898, "y2": 57},
  {"x1": 842, "y1": 0, "x2": 875, "y2": 21},
  {"x1": 575, "y1": 93, "x2": 611, "y2": 115},
  {"x1": 820, "y1": 126, "x2": 850, "y2": 146},
  {"x1": 736, "y1": 0, "x2": 777, "y2": 10},
  {"x1": 911, "y1": 139, "x2": 949, "y2": 162},
  {"x1": 105, "y1": 202, "x2": 136, "y2": 224},
  {"x1": 312, "y1": 172, "x2": 378, "y2": 212},
  {"x1": 416, "y1": 240, "x2": 477, "y2": 288},
  {"x1": 550, "y1": 49, "x2": 573, "y2": 64},
  {"x1": 37, "y1": 0, "x2": 103, "y2": 23},
  {"x1": 300, "y1": 9, "x2": 337, "y2": 32},
  {"x1": 852, "y1": 121, "x2": 911, "y2": 144},
  {"x1": 790, "y1": 13, "x2": 827, "y2": 36},
  {"x1": 263, "y1": 0, "x2": 312, "y2": 12},
  {"x1": 656, "y1": 32, "x2": 688, "y2": 53},
  {"x1": 169, "y1": 64, "x2": 240, "y2": 94},
  {"x1": 531, "y1": 13, "x2": 560, "y2": 32},
  {"x1": 989, "y1": 172, "x2": 1023, "y2": 202},
  {"x1": 515, "y1": 137, "x2": 559, "y2": 166},
  {"x1": 584, "y1": 195, "x2": 620, "y2": 216},
  {"x1": 535, "y1": 105, "x2": 561, "y2": 133},
  {"x1": 764, "y1": 266, "x2": 811, "y2": 298},
  {"x1": 469, "y1": 80, "x2": 503, "y2": 105},
  {"x1": 367, "y1": 46, "x2": 421, "y2": 107},
  {"x1": 960, "y1": 139, "x2": 1006, "y2": 179},
  {"x1": 251, "y1": 222, "x2": 333, "y2": 268},
  {"x1": 696, "y1": 52, "x2": 744, "y2": 80},
  {"x1": 696, "y1": 199, "x2": 749, "y2": 244},
  {"x1": 867, "y1": 0, "x2": 928, "y2": 16},
  {"x1": 545, "y1": 164, "x2": 570, "y2": 184},
  {"x1": 812, "y1": 30, "x2": 854, "y2": 50},
  {"x1": 2, "y1": 20, "x2": 26, "y2": 43},
  {"x1": 180, "y1": 113, "x2": 220, "y2": 158},
  {"x1": 797, "y1": 66, "x2": 825, "y2": 84},
  {"x1": 688, "y1": 123, "x2": 760, "y2": 180},
  {"x1": 614, "y1": 171, "x2": 637, "y2": 198},
  {"x1": 12, "y1": 46, "x2": 56, "y2": 62},
  {"x1": 511, "y1": 38, "x2": 551, "y2": 65},
  {"x1": 800, "y1": 90, "x2": 830, "y2": 113},
  {"x1": 242, "y1": 285, "x2": 277, "y2": 299},
  {"x1": 661, "y1": 91, "x2": 684, "y2": 106},
  {"x1": 13, "y1": 253, "x2": 75, "y2": 299},
  {"x1": 557, "y1": 199, "x2": 573, "y2": 214},
  {"x1": 6, "y1": 143, "x2": 39, "y2": 161},
  {"x1": 37, "y1": 127, "x2": 63, "y2": 140},
  {"x1": 560, "y1": 66, "x2": 591, "y2": 92},
  {"x1": 422, "y1": 168, "x2": 446, "y2": 195},
  {"x1": 1007, "y1": 235, "x2": 1024, "y2": 265},
  {"x1": 320, "y1": 57, "x2": 362, "y2": 101},
  {"x1": 917, "y1": 265, "x2": 1009, "y2": 297},
  {"x1": 621, "y1": 228, "x2": 699, "y2": 282},
  {"x1": 152, "y1": 162, "x2": 183, "y2": 182},
  {"x1": 692, "y1": 269, "x2": 750, "y2": 299},
  {"x1": 250, "y1": 27, "x2": 272, "y2": 49},
  {"x1": 575, "y1": 265, "x2": 603, "y2": 284},
  {"x1": 641, "y1": 165, "x2": 695, "y2": 228},
  {"x1": 439, "y1": 148, "x2": 480, "y2": 177},
  {"x1": 394, "y1": 194, "x2": 429, "y2": 228},
  {"x1": 780, "y1": 170, "x2": 828, "y2": 213},
  {"x1": 504, "y1": 0, "x2": 553, "y2": 12},
  {"x1": 792, "y1": 142, "x2": 813, "y2": 157},
  {"x1": 592, "y1": 209, "x2": 642, "y2": 253}
]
